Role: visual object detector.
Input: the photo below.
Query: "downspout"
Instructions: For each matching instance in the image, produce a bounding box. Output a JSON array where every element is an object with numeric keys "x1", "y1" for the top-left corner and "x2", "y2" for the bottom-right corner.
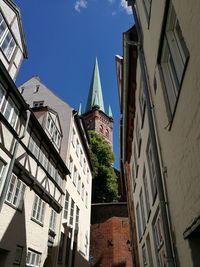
[
  {"x1": 0, "y1": 109, "x2": 31, "y2": 212},
  {"x1": 127, "y1": 3, "x2": 175, "y2": 266}
]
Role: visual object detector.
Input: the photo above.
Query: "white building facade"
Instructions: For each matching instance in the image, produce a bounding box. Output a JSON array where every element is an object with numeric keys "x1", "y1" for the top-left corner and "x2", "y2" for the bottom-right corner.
[{"x1": 19, "y1": 77, "x2": 93, "y2": 267}]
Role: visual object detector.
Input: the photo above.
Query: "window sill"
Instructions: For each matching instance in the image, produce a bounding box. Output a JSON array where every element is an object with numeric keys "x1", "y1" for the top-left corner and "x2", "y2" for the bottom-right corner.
[
  {"x1": 5, "y1": 201, "x2": 23, "y2": 212},
  {"x1": 31, "y1": 217, "x2": 44, "y2": 227}
]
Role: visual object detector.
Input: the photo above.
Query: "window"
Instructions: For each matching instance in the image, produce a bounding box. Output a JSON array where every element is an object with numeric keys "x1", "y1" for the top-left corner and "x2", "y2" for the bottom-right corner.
[
  {"x1": 49, "y1": 209, "x2": 56, "y2": 231},
  {"x1": 26, "y1": 249, "x2": 41, "y2": 267},
  {"x1": 48, "y1": 161, "x2": 56, "y2": 179},
  {"x1": 99, "y1": 125, "x2": 103, "y2": 133},
  {"x1": 136, "y1": 204, "x2": 142, "y2": 240},
  {"x1": 0, "y1": 158, "x2": 6, "y2": 187},
  {"x1": 142, "y1": 244, "x2": 148, "y2": 266},
  {"x1": 73, "y1": 166, "x2": 77, "y2": 186},
  {"x1": 68, "y1": 156, "x2": 73, "y2": 176},
  {"x1": 83, "y1": 158, "x2": 86, "y2": 174},
  {"x1": 133, "y1": 144, "x2": 139, "y2": 179},
  {"x1": 105, "y1": 129, "x2": 109, "y2": 138},
  {"x1": 32, "y1": 195, "x2": 45, "y2": 224},
  {"x1": 140, "y1": 189, "x2": 146, "y2": 233},
  {"x1": 147, "y1": 139, "x2": 157, "y2": 200},
  {"x1": 64, "y1": 191, "x2": 69, "y2": 220},
  {"x1": 3, "y1": 97, "x2": 19, "y2": 129},
  {"x1": 6, "y1": 174, "x2": 26, "y2": 209},
  {"x1": 87, "y1": 168, "x2": 90, "y2": 184},
  {"x1": 76, "y1": 139, "x2": 80, "y2": 157},
  {"x1": 153, "y1": 212, "x2": 164, "y2": 250},
  {"x1": 80, "y1": 150, "x2": 83, "y2": 166},
  {"x1": 0, "y1": 83, "x2": 6, "y2": 109},
  {"x1": 33, "y1": 101, "x2": 44, "y2": 108},
  {"x1": 77, "y1": 175, "x2": 81, "y2": 194},
  {"x1": 85, "y1": 192, "x2": 88, "y2": 208},
  {"x1": 139, "y1": 79, "x2": 146, "y2": 127},
  {"x1": 135, "y1": 117, "x2": 142, "y2": 157},
  {"x1": 39, "y1": 149, "x2": 48, "y2": 171},
  {"x1": 13, "y1": 245, "x2": 23, "y2": 265},
  {"x1": 81, "y1": 183, "x2": 85, "y2": 201},
  {"x1": 75, "y1": 206, "x2": 80, "y2": 231},
  {"x1": 71, "y1": 128, "x2": 75, "y2": 147},
  {"x1": 143, "y1": 166, "x2": 151, "y2": 217},
  {"x1": 160, "y1": 3, "x2": 189, "y2": 118},
  {"x1": 0, "y1": 13, "x2": 16, "y2": 61},
  {"x1": 56, "y1": 171, "x2": 62, "y2": 187},
  {"x1": 153, "y1": 212, "x2": 166, "y2": 267},
  {"x1": 131, "y1": 161, "x2": 136, "y2": 189},
  {"x1": 69, "y1": 199, "x2": 75, "y2": 226},
  {"x1": 28, "y1": 136, "x2": 39, "y2": 159}
]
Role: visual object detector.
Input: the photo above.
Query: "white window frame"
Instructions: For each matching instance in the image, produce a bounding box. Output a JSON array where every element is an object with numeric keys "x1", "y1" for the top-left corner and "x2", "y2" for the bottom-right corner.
[
  {"x1": 0, "y1": 83, "x2": 6, "y2": 109},
  {"x1": 136, "y1": 204, "x2": 142, "y2": 240},
  {"x1": 143, "y1": 166, "x2": 151, "y2": 218},
  {"x1": 32, "y1": 195, "x2": 45, "y2": 224},
  {"x1": 49, "y1": 209, "x2": 56, "y2": 232},
  {"x1": 63, "y1": 191, "x2": 70, "y2": 221},
  {"x1": 26, "y1": 249, "x2": 41, "y2": 267},
  {"x1": 140, "y1": 189, "x2": 146, "y2": 233},
  {"x1": 6, "y1": 173, "x2": 26, "y2": 210},
  {"x1": 69, "y1": 199, "x2": 75, "y2": 226},
  {"x1": 160, "y1": 3, "x2": 189, "y2": 118},
  {"x1": 77, "y1": 175, "x2": 81, "y2": 194},
  {"x1": 81, "y1": 183, "x2": 85, "y2": 201},
  {"x1": 0, "y1": 13, "x2": 16, "y2": 61},
  {"x1": 0, "y1": 158, "x2": 6, "y2": 189},
  {"x1": 73, "y1": 166, "x2": 77, "y2": 186},
  {"x1": 147, "y1": 139, "x2": 157, "y2": 201},
  {"x1": 75, "y1": 206, "x2": 80, "y2": 231},
  {"x1": 3, "y1": 97, "x2": 19, "y2": 129}
]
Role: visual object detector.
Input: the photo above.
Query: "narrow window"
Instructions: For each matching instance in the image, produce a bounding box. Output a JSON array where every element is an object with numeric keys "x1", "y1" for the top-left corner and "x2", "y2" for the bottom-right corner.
[
  {"x1": 49, "y1": 209, "x2": 57, "y2": 232},
  {"x1": 32, "y1": 195, "x2": 45, "y2": 224},
  {"x1": 160, "y1": 3, "x2": 189, "y2": 118},
  {"x1": 6, "y1": 174, "x2": 26, "y2": 210},
  {"x1": 136, "y1": 204, "x2": 142, "y2": 240},
  {"x1": 69, "y1": 199, "x2": 75, "y2": 226},
  {"x1": 140, "y1": 189, "x2": 146, "y2": 233},
  {"x1": 75, "y1": 206, "x2": 80, "y2": 231},
  {"x1": 147, "y1": 139, "x2": 157, "y2": 200},
  {"x1": 64, "y1": 191, "x2": 70, "y2": 220}
]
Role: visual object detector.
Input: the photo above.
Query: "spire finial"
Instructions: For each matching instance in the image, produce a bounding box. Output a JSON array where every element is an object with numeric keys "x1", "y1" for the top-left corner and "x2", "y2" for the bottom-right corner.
[{"x1": 85, "y1": 58, "x2": 105, "y2": 112}]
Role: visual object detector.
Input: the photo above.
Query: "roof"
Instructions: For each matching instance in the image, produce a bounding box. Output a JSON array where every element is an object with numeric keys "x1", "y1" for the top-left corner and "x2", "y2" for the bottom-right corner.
[{"x1": 85, "y1": 58, "x2": 105, "y2": 112}]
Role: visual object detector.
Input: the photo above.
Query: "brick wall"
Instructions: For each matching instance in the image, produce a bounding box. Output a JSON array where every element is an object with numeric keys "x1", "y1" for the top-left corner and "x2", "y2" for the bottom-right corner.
[{"x1": 90, "y1": 204, "x2": 133, "y2": 267}]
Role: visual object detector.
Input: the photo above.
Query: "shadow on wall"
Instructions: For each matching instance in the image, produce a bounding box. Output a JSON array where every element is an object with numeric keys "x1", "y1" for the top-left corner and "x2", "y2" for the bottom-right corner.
[
  {"x1": 112, "y1": 261, "x2": 126, "y2": 267},
  {"x1": 0, "y1": 204, "x2": 27, "y2": 266},
  {"x1": 188, "y1": 238, "x2": 200, "y2": 267}
]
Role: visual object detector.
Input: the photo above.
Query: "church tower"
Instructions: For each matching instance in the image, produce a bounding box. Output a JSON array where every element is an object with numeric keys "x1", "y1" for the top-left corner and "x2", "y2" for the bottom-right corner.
[{"x1": 82, "y1": 58, "x2": 113, "y2": 146}]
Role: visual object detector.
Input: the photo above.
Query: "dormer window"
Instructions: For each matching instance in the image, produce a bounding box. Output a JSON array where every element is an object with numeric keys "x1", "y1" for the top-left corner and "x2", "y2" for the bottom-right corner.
[
  {"x1": 0, "y1": 13, "x2": 16, "y2": 61},
  {"x1": 33, "y1": 101, "x2": 44, "y2": 108},
  {"x1": 45, "y1": 113, "x2": 62, "y2": 150}
]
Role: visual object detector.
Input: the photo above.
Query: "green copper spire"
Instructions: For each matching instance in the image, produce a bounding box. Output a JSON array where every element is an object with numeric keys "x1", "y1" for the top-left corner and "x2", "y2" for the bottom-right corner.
[
  {"x1": 107, "y1": 105, "x2": 113, "y2": 118},
  {"x1": 78, "y1": 103, "x2": 82, "y2": 115},
  {"x1": 85, "y1": 58, "x2": 105, "y2": 112}
]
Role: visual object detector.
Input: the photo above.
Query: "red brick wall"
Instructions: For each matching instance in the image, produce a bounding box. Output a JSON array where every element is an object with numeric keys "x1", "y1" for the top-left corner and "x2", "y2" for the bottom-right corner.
[{"x1": 90, "y1": 204, "x2": 133, "y2": 267}]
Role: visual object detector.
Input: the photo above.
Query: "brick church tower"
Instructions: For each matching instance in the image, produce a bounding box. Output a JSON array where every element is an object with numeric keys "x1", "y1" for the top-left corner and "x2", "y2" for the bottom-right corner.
[
  {"x1": 82, "y1": 58, "x2": 113, "y2": 147},
  {"x1": 81, "y1": 59, "x2": 133, "y2": 267}
]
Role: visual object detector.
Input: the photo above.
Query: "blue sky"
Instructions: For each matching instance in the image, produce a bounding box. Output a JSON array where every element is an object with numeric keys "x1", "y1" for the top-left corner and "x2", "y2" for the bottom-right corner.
[{"x1": 15, "y1": 0, "x2": 134, "y2": 167}]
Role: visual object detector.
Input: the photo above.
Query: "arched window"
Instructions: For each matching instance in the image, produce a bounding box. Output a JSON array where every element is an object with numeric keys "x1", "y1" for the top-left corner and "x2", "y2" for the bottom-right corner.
[
  {"x1": 100, "y1": 125, "x2": 103, "y2": 133},
  {"x1": 106, "y1": 129, "x2": 109, "y2": 138}
]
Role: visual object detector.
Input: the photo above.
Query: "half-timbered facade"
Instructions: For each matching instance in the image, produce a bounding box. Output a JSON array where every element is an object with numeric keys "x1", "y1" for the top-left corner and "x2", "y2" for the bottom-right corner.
[
  {"x1": 0, "y1": 60, "x2": 69, "y2": 266},
  {"x1": 18, "y1": 77, "x2": 93, "y2": 267}
]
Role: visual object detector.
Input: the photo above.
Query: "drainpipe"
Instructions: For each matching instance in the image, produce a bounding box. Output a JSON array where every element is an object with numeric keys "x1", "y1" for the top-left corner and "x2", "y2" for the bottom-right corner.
[
  {"x1": 0, "y1": 109, "x2": 31, "y2": 212},
  {"x1": 126, "y1": 3, "x2": 175, "y2": 267}
]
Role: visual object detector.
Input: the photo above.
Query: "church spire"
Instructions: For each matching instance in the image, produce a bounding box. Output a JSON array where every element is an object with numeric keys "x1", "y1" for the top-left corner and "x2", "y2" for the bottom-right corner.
[{"x1": 85, "y1": 57, "x2": 105, "y2": 113}]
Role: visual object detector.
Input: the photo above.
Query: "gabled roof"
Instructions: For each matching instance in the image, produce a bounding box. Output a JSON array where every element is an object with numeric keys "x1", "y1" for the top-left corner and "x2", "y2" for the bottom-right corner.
[{"x1": 85, "y1": 58, "x2": 105, "y2": 112}]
